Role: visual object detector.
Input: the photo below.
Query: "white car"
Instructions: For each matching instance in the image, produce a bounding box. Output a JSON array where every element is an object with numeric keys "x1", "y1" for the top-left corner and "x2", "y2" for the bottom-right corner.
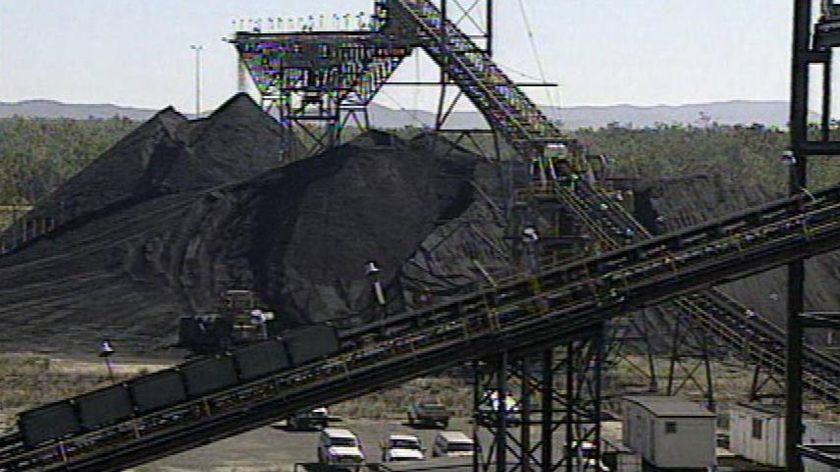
[
  {"x1": 382, "y1": 434, "x2": 424, "y2": 462},
  {"x1": 432, "y1": 431, "x2": 476, "y2": 458},
  {"x1": 317, "y1": 428, "x2": 365, "y2": 467}
]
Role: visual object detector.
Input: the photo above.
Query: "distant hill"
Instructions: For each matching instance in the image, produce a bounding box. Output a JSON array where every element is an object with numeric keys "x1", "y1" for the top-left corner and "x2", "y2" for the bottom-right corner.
[
  {"x1": 369, "y1": 100, "x2": 818, "y2": 129},
  {"x1": 0, "y1": 98, "x2": 816, "y2": 129},
  {"x1": 548, "y1": 101, "x2": 820, "y2": 129},
  {"x1": 0, "y1": 100, "x2": 162, "y2": 121}
]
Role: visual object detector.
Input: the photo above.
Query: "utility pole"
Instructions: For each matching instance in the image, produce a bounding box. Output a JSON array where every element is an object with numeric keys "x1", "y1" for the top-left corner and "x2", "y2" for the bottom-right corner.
[{"x1": 190, "y1": 44, "x2": 204, "y2": 118}]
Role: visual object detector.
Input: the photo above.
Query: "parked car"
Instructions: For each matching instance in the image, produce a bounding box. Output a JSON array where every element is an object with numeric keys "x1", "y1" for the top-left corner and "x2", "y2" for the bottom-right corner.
[
  {"x1": 287, "y1": 406, "x2": 329, "y2": 430},
  {"x1": 408, "y1": 401, "x2": 451, "y2": 428},
  {"x1": 317, "y1": 428, "x2": 365, "y2": 468},
  {"x1": 431, "y1": 430, "x2": 475, "y2": 457},
  {"x1": 381, "y1": 433, "x2": 424, "y2": 462}
]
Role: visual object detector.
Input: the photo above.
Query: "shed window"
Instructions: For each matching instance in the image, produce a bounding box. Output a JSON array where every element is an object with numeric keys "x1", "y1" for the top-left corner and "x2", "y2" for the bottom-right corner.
[
  {"x1": 752, "y1": 418, "x2": 763, "y2": 440},
  {"x1": 665, "y1": 421, "x2": 677, "y2": 434}
]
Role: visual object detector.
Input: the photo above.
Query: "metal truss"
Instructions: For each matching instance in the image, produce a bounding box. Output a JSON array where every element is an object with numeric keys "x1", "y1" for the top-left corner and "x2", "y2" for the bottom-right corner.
[
  {"x1": 657, "y1": 305, "x2": 715, "y2": 409},
  {"x1": 229, "y1": 7, "x2": 412, "y2": 157},
  {"x1": 473, "y1": 330, "x2": 605, "y2": 472}
]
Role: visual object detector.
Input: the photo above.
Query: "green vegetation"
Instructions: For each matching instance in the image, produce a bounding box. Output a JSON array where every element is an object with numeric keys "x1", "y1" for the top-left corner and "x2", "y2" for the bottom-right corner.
[
  {"x1": 4, "y1": 117, "x2": 840, "y2": 214},
  {"x1": 574, "y1": 123, "x2": 840, "y2": 193},
  {"x1": 0, "y1": 116, "x2": 138, "y2": 205}
]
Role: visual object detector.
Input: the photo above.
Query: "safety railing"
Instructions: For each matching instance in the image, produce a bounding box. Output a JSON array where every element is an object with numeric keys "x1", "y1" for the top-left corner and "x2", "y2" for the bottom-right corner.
[{"x1": 551, "y1": 179, "x2": 840, "y2": 401}]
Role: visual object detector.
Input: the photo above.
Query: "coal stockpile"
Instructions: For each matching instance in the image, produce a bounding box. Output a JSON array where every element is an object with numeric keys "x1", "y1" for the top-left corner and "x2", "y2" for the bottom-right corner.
[
  {"x1": 230, "y1": 130, "x2": 517, "y2": 326},
  {"x1": 631, "y1": 176, "x2": 840, "y2": 344},
  {"x1": 0, "y1": 103, "x2": 518, "y2": 353},
  {"x1": 17, "y1": 93, "x2": 288, "y2": 228}
]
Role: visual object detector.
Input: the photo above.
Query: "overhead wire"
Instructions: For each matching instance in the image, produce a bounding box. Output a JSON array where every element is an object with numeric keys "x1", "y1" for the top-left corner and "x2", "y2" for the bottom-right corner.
[
  {"x1": 493, "y1": 61, "x2": 544, "y2": 82},
  {"x1": 516, "y1": 0, "x2": 562, "y2": 126}
]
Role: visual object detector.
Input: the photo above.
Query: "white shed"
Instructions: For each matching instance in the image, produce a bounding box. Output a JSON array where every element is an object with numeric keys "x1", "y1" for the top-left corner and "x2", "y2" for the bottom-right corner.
[
  {"x1": 729, "y1": 403, "x2": 785, "y2": 467},
  {"x1": 730, "y1": 403, "x2": 840, "y2": 471},
  {"x1": 622, "y1": 396, "x2": 716, "y2": 470}
]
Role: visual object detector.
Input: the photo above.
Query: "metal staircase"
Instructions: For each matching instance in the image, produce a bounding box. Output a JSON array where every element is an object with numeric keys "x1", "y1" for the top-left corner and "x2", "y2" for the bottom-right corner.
[
  {"x1": 378, "y1": 0, "x2": 840, "y2": 402},
  {"x1": 382, "y1": 0, "x2": 566, "y2": 157}
]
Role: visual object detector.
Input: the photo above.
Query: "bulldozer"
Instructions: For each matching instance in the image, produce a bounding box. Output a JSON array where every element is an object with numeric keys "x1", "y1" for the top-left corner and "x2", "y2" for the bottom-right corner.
[{"x1": 176, "y1": 290, "x2": 276, "y2": 354}]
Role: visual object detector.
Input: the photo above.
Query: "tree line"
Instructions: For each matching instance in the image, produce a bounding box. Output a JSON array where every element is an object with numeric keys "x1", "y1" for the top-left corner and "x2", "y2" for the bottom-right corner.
[
  {"x1": 0, "y1": 116, "x2": 138, "y2": 204},
  {"x1": 3, "y1": 116, "x2": 840, "y2": 208}
]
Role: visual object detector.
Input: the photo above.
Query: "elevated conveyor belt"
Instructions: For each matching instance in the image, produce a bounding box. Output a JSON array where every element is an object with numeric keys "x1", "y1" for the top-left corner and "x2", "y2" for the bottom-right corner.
[
  {"x1": 6, "y1": 180, "x2": 840, "y2": 471},
  {"x1": 549, "y1": 180, "x2": 840, "y2": 401},
  {"x1": 380, "y1": 0, "x2": 567, "y2": 156},
  {"x1": 375, "y1": 0, "x2": 840, "y2": 402}
]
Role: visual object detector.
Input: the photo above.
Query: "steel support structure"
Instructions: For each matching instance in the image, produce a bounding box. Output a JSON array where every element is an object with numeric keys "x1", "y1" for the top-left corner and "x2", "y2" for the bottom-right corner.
[
  {"x1": 473, "y1": 186, "x2": 607, "y2": 472},
  {"x1": 601, "y1": 311, "x2": 660, "y2": 400},
  {"x1": 789, "y1": 313, "x2": 840, "y2": 469},
  {"x1": 787, "y1": 1, "x2": 840, "y2": 470},
  {"x1": 432, "y1": 0, "x2": 503, "y2": 161},
  {"x1": 473, "y1": 327, "x2": 604, "y2": 472},
  {"x1": 659, "y1": 305, "x2": 716, "y2": 410},
  {"x1": 229, "y1": 4, "x2": 412, "y2": 158}
]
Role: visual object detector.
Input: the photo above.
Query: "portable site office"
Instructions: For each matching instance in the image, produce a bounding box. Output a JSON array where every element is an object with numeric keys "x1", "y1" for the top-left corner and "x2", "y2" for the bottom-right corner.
[{"x1": 622, "y1": 396, "x2": 716, "y2": 471}]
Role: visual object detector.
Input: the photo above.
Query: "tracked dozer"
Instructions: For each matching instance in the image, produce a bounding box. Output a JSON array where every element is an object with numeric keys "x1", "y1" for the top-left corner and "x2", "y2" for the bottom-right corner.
[{"x1": 177, "y1": 289, "x2": 276, "y2": 354}]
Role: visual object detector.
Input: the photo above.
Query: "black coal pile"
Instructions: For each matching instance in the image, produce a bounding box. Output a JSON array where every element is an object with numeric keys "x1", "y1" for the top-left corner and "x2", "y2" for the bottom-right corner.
[
  {"x1": 0, "y1": 115, "x2": 517, "y2": 353},
  {"x1": 632, "y1": 176, "x2": 840, "y2": 343},
  {"x1": 19, "y1": 93, "x2": 287, "y2": 226},
  {"x1": 219, "y1": 130, "x2": 510, "y2": 325},
  {"x1": 632, "y1": 174, "x2": 779, "y2": 233},
  {"x1": 396, "y1": 133, "x2": 524, "y2": 307}
]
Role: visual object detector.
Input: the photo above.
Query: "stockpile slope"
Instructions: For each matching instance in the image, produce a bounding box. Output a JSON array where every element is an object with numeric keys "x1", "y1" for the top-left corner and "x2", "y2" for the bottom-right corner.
[
  {"x1": 0, "y1": 128, "x2": 507, "y2": 353},
  {"x1": 633, "y1": 176, "x2": 840, "y2": 342},
  {"x1": 223, "y1": 130, "x2": 490, "y2": 325},
  {"x1": 397, "y1": 133, "x2": 525, "y2": 309},
  {"x1": 17, "y1": 93, "x2": 286, "y2": 227}
]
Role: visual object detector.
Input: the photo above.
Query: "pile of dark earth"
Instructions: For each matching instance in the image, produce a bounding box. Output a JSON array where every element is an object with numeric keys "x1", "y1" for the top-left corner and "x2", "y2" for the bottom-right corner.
[
  {"x1": 631, "y1": 175, "x2": 840, "y2": 347},
  {"x1": 0, "y1": 95, "x2": 523, "y2": 355},
  {"x1": 3, "y1": 92, "x2": 837, "y2": 357}
]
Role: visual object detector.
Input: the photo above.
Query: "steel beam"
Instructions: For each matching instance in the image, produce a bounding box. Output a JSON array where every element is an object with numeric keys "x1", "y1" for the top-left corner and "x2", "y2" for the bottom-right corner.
[
  {"x1": 473, "y1": 332, "x2": 604, "y2": 472},
  {"x1": 787, "y1": 1, "x2": 812, "y2": 470}
]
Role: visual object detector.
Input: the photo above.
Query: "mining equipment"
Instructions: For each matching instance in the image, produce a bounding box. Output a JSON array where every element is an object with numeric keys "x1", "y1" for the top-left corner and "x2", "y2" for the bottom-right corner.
[{"x1": 177, "y1": 289, "x2": 276, "y2": 354}]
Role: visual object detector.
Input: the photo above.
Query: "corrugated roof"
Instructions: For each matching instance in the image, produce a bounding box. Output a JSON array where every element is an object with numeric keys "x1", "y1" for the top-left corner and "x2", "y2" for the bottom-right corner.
[{"x1": 623, "y1": 396, "x2": 715, "y2": 417}]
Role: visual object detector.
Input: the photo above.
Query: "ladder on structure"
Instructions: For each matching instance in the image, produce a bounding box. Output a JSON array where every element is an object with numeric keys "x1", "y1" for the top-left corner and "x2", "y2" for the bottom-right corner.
[
  {"x1": 383, "y1": 0, "x2": 840, "y2": 402},
  {"x1": 383, "y1": 0, "x2": 567, "y2": 159}
]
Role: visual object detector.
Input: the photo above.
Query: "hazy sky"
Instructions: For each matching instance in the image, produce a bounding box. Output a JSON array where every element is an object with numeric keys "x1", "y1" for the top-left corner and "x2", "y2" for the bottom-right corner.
[{"x1": 0, "y1": 1, "x2": 802, "y2": 114}]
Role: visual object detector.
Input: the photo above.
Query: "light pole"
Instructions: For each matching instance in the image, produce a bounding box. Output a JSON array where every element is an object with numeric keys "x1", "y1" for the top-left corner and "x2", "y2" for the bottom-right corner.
[
  {"x1": 365, "y1": 261, "x2": 387, "y2": 335},
  {"x1": 98, "y1": 339, "x2": 115, "y2": 383},
  {"x1": 190, "y1": 44, "x2": 204, "y2": 118}
]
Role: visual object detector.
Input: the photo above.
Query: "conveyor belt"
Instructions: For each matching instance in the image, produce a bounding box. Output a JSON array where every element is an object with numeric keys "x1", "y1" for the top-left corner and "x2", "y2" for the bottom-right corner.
[
  {"x1": 381, "y1": 0, "x2": 568, "y2": 157},
  {"x1": 6, "y1": 180, "x2": 840, "y2": 471},
  {"x1": 375, "y1": 0, "x2": 840, "y2": 403},
  {"x1": 549, "y1": 180, "x2": 840, "y2": 401}
]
